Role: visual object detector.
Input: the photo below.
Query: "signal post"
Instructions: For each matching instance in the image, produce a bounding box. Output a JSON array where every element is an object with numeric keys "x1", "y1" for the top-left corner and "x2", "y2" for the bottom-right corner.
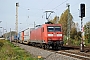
[{"x1": 79, "y1": 4, "x2": 85, "y2": 52}]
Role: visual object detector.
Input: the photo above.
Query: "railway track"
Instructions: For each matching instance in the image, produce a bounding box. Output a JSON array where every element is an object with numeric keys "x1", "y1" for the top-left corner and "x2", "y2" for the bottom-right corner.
[
  {"x1": 56, "y1": 50, "x2": 90, "y2": 60},
  {"x1": 13, "y1": 42, "x2": 90, "y2": 60},
  {"x1": 40, "y1": 46, "x2": 90, "y2": 60},
  {"x1": 30, "y1": 45, "x2": 90, "y2": 60}
]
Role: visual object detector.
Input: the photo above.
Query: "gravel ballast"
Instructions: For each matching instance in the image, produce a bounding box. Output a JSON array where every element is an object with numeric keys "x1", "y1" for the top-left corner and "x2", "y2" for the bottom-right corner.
[{"x1": 14, "y1": 43, "x2": 81, "y2": 60}]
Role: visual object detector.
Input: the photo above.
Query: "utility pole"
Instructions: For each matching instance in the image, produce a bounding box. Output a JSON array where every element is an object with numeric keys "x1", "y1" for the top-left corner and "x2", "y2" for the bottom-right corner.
[
  {"x1": 44, "y1": 11, "x2": 54, "y2": 21},
  {"x1": 5, "y1": 30, "x2": 7, "y2": 40},
  {"x1": 56, "y1": 16, "x2": 59, "y2": 24},
  {"x1": 66, "y1": 3, "x2": 70, "y2": 45},
  {"x1": 34, "y1": 21, "x2": 35, "y2": 28},
  {"x1": 28, "y1": 9, "x2": 30, "y2": 18},
  {"x1": 3, "y1": 28, "x2": 4, "y2": 37},
  {"x1": 10, "y1": 28, "x2": 11, "y2": 42},
  {"x1": 16, "y1": 3, "x2": 19, "y2": 41}
]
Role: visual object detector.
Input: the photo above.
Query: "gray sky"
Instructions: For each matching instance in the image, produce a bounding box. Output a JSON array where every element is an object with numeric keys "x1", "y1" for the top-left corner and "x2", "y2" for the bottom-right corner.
[{"x1": 0, "y1": 0, "x2": 90, "y2": 34}]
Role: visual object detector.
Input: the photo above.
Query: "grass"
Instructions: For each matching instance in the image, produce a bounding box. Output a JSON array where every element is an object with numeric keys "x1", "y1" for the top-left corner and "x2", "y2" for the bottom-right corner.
[
  {"x1": 0, "y1": 40, "x2": 43, "y2": 60},
  {"x1": 63, "y1": 38, "x2": 90, "y2": 46}
]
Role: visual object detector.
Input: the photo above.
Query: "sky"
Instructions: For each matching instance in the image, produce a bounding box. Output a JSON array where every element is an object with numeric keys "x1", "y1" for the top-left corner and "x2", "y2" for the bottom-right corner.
[{"x1": 0, "y1": 0, "x2": 90, "y2": 35}]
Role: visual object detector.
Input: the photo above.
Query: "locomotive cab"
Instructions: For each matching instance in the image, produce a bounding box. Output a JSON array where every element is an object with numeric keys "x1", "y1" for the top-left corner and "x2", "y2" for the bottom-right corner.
[{"x1": 42, "y1": 24, "x2": 63, "y2": 49}]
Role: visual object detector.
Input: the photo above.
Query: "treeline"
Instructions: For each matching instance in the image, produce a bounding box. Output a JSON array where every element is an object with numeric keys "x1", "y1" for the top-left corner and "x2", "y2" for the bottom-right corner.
[
  {"x1": 50, "y1": 9, "x2": 90, "y2": 45},
  {"x1": 50, "y1": 9, "x2": 81, "y2": 40},
  {"x1": 3, "y1": 31, "x2": 17, "y2": 38},
  {"x1": 84, "y1": 22, "x2": 90, "y2": 42}
]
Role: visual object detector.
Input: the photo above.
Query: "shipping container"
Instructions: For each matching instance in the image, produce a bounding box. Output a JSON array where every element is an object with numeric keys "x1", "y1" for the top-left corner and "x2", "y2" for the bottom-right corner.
[
  {"x1": 19, "y1": 31, "x2": 24, "y2": 43},
  {"x1": 17, "y1": 33, "x2": 20, "y2": 40},
  {"x1": 11, "y1": 35, "x2": 14, "y2": 41},
  {"x1": 23, "y1": 28, "x2": 30, "y2": 44},
  {"x1": 30, "y1": 26, "x2": 42, "y2": 43},
  {"x1": 19, "y1": 27, "x2": 34, "y2": 44}
]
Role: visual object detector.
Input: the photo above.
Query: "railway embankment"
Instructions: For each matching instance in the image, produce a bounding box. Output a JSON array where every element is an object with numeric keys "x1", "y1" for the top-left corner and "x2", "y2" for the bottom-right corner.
[
  {"x1": 0, "y1": 40, "x2": 39, "y2": 60},
  {"x1": 13, "y1": 42, "x2": 82, "y2": 60}
]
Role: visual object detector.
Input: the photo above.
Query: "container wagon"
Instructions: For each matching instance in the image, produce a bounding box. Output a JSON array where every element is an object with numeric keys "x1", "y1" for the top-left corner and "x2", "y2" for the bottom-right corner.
[
  {"x1": 19, "y1": 28, "x2": 34, "y2": 44},
  {"x1": 19, "y1": 31, "x2": 24, "y2": 43}
]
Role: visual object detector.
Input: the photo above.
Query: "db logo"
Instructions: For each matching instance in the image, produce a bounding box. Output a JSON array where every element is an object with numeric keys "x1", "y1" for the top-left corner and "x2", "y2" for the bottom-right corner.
[{"x1": 53, "y1": 33, "x2": 56, "y2": 36}]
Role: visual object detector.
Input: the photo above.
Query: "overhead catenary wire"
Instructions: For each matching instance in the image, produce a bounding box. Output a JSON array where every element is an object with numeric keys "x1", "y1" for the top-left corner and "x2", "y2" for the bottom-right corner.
[
  {"x1": 18, "y1": 0, "x2": 68, "y2": 22},
  {"x1": 43, "y1": 0, "x2": 54, "y2": 8},
  {"x1": 52, "y1": 0, "x2": 68, "y2": 10},
  {"x1": 70, "y1": 5, "x2": 90, "y2": 24},
  {"x1": 72, "y1": 6, "x2": 90, "y2": 16},
  {"x1": 18, "y1": 5, "x2": 43, "y2": 24},
  {"x1": 18, "y1": 0, "x2": 90, "y2": 26},
  {"x1": 41, "y1": 0, "x2": 68, "y2": 21}
]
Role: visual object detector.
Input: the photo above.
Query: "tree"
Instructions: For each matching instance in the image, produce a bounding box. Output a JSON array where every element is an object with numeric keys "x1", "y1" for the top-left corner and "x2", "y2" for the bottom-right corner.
[
  {"x1": 84, "y1": 21, "x2": 90, "y2": 42},
  {"x1": 58, "y1": 9, "x2": 73, "y2": 35},
  {"x1": 50, "y1": 16, "x2": 59, "y2": 24},
  {"x1": 70, "y1": 27, "x2": 77, "y2": 39},
  {"x1": 50, "y1": 9, "x2": 79, "y2": 40}
]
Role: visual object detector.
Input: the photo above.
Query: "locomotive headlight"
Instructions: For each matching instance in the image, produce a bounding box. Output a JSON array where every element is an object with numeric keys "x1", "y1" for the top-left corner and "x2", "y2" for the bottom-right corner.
[
  {"x1": 57, "y1": 34, "x2": 62, "y2": 36},
  {"x1": 48, "y1": 38, "x2": 52, "y2": 40},
  {"x1": 60, "y1": 38, "x2": 62, "y2": 40},
  {"x1": 48, "y1": 34, "x2": 53, "y2": 36}
]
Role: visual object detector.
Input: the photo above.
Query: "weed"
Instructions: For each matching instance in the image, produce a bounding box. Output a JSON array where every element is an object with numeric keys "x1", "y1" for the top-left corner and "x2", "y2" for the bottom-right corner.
[{"x1": 0, "y1": 40, "x2": 41, "y2": 60}]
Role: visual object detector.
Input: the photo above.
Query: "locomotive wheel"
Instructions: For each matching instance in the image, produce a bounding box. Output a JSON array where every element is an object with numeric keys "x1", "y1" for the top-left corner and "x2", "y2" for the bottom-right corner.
[
  {"x1": 52, "y1": 46, "x2": 59, "y2": 50},
  {"x1": 20, "y1": 40, "x2": 23, "y2": 44},
  {"x1": 55, "y1": 46, "x2": 59, "y2": 50},
  {"x1": 41, "y1": 44, "x2": 45, "y2": 49},
  {"x1": 32, "y1": 43, "x2": 35, "y2": 46},
  {"x1": 42, "y1": 44, "x2": 47, "y2": 49},
  {"x1": 46, "y1": 45, "x2": 50, "y2": 49}
]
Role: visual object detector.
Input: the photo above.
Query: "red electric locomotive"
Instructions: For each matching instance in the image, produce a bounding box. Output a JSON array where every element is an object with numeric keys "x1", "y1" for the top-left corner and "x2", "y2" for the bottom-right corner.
[{"x1": 30, "y1": 23, "x2": 63, "y2": 49}]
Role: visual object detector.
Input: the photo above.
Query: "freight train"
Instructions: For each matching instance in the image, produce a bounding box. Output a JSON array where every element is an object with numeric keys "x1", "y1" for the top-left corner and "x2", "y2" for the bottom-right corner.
[{"x1": 11, "y1": 22, "x2": 63, "y2": 49}]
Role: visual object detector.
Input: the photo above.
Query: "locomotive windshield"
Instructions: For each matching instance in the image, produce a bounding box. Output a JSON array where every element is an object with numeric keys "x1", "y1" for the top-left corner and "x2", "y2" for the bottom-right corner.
[{"x1": 47, "y1": 26, "x2": 61, "y2": 32}]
